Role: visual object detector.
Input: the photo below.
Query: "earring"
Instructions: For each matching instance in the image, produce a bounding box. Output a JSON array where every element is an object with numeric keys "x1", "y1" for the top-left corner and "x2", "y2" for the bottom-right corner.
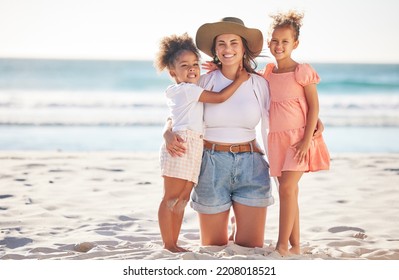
[{"x1": 213, "y1": 56, "x2": 220, "y2": 64}]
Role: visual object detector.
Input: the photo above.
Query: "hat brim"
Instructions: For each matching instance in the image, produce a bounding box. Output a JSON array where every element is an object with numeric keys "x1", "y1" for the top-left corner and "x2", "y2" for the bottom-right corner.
[{"x1": 196, "y1": 21, "x2": 263, "y2": 58}]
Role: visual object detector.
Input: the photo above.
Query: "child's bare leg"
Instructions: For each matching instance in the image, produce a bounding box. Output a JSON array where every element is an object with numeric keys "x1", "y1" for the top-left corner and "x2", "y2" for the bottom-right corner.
[
  {"x1": 172, "y1": 181, "x2": 194, "y2": 214},
  {"x1": 276, "y1": 171, "x2": 303, "y2": 256},
  {"x1": 170, "y1": 181, "x2": 194, "y2": 252},
  {"x1": 289, "y1": 187, "x2": 300, "y2": 255},
  {"x1": 158, "y1": 198, "x2": 180, "y2": 252},
  {"x1": 170, "y1": 210, "x2": 188, "y2": 252},
  {"x1": 158, "y1": 176, "x2": 188, "y2": 252}
]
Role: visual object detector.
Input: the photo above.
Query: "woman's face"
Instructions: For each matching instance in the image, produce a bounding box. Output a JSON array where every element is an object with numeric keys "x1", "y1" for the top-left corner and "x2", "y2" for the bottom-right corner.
[{"x1": 214, "y1": 34, "x2": 245, "y2": 67}]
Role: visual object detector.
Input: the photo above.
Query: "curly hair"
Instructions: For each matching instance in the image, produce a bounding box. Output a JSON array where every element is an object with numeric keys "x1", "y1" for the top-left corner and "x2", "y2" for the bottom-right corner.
[
  {"x1": 269, "y1": 10, "x2": 304, "y2": 41},
  {"x1": 154, "y1": 33, "x2": 200, "y2": 72}
]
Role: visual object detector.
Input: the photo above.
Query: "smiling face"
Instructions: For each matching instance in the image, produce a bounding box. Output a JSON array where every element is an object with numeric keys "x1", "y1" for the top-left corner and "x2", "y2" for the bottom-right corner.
[
  {"x1": 214, "y1": 34, "x2": 245, "y2": 67},
  {"x1": 169, "y1": 50, "x2": 201, "y2": 84},
  {"x1": 268, "y1": 26, "x2": 299, "y2": 62}
]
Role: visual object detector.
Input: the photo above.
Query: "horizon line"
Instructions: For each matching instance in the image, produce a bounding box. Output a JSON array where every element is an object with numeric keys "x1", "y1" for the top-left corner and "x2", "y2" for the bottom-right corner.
[{"x1": 1, "y1": 56, "x2": 399, "y2": 65}]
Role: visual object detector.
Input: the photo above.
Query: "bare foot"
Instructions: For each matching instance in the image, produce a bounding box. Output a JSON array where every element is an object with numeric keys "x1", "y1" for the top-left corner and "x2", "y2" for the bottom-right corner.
[
  {"x1": 228, "y1": 216, "x2": 236, "y2": 241},
  {"x1": 164, "y1": 244, "x2": 190, "y2": 253},
  {"x1": 176, "y1": 246, "x2": 190, "y2": 252},
  {"x1": 275, "y1": 245, "x2": 291, "y2": 257},
  {"x1": 164, "y1": 245, "x2": 182, "y2": 253},
  {"x1": 289, "y1": 246, "x2": 300, "y2": 255}
]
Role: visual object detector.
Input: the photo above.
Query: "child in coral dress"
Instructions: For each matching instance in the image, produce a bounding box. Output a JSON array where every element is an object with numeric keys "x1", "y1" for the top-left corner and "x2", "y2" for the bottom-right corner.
[{"x1": 260, "y1": 10, "x2": 330, "y2": 256}]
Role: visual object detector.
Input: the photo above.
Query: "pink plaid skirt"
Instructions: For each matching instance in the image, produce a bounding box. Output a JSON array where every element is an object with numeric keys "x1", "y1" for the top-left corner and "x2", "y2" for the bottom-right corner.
[{"x1": 160, "y1": 130, "x2": 203, "y2": 184}]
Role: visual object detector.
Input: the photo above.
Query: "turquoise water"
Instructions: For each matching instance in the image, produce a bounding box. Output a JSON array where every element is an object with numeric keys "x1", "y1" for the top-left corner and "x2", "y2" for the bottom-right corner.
[
  {"x1": 0, "y1": 58, "x2": 398, "y2": 152},
  {"x1": 0, "y1": 125, "x2": 398, "y2": 153}
]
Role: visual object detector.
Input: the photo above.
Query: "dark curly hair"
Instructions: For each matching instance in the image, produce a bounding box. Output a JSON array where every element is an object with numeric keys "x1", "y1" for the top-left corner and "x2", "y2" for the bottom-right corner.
[
  {"x1": 154, "y1": 33, "x2": 200, "y2": 72},
  {"x1": 269, "y1": 10, "x2": 304, "y2": 41}
]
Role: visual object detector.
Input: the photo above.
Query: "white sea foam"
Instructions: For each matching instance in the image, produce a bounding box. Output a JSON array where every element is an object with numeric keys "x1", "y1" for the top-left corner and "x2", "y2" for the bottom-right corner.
[
  {"x1": 0, "y1": 89, "x2": 169, "y2": 126},
  {"x1": 319, "y1": 93, "x2": 399, "y2": 126},
  {"x1": 1, "y1": 90, "x2": 398, "y2": 126}
]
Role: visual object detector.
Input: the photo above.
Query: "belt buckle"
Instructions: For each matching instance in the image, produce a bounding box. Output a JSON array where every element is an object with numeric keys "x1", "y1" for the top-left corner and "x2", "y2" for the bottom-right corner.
[{"x1": 229, "y1": 144, "x2": 240, "y2": 153}]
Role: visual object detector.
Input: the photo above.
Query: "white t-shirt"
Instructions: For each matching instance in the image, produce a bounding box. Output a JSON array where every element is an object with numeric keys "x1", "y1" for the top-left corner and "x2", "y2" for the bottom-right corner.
[
  {"x1": 198, "y1": 70, "x2": 268, "y2": 144},
  {"x1": 165, "y1": 82, "x2": 204, "y2": 133}
]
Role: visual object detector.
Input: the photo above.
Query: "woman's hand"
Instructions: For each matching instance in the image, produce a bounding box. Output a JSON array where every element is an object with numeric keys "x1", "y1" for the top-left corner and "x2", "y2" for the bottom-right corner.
[
  {"x1": 201, "y1": 61, "x2": 218, "y2": 73},
  {"x1": 164, "y1": 128, "x2": 186, "y2": 157},
  {"x1": 236, "y1": 65, "x2": 250, "y2": 82},
  {"x1": 313, "y1": 118, "x2": 324, "y2": 137}
]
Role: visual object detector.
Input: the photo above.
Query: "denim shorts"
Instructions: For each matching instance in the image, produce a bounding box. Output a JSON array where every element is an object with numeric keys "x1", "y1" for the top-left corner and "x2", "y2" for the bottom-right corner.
[{"x1": 190, "y1": 149, "x2": 274, "y2": 214}]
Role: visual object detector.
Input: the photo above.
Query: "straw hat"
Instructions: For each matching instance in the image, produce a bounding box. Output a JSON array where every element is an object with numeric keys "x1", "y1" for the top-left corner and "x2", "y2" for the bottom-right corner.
[{"x1": 195, "y1": 17, "x2": 263, "y2": 58}]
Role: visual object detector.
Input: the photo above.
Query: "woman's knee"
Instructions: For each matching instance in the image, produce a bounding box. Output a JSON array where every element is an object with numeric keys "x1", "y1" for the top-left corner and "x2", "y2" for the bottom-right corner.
[
  {"x1": 199, "y1": 212, "x2": 229, "y2": 245},
  {"x1": 235, "y1": 234, "x2": 264, "y2": 248}
]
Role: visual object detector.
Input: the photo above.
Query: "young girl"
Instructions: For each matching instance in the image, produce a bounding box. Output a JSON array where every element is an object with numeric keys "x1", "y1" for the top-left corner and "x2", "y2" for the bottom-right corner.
[
  {"x1": 154, "y1": 33, "x2": 249, "y2": 252},
  {"x1": 261, "y1": 10, "x2": 330, "y2": 256}
]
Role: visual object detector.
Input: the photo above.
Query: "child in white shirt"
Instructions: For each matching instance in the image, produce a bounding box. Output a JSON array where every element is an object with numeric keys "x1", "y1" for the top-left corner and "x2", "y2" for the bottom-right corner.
[{"x1": 154, "y1": 32, "x2": 248, "y2": 252}]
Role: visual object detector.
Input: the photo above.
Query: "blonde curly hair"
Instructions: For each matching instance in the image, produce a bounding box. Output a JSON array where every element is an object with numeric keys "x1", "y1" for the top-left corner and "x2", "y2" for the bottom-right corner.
[{"x1": 269, "y1": 10, "x2": 304, "y2": 41}]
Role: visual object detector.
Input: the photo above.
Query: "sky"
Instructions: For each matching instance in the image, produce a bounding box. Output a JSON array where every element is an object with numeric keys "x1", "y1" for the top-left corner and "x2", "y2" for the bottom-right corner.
[{"x1": 0, "y1": 0, "x2": 398, "y2": 63}]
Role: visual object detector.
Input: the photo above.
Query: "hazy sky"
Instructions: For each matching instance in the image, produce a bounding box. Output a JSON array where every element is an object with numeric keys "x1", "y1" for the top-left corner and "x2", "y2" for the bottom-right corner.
[{"x1": 1, "y1": 0, "x2": 398, "y2": 63}]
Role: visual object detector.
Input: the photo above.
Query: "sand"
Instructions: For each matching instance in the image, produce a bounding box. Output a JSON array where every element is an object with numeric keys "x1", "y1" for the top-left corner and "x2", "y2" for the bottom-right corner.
[{"x1": 1, "y1": 151, "x2": 399, "y2": 260}]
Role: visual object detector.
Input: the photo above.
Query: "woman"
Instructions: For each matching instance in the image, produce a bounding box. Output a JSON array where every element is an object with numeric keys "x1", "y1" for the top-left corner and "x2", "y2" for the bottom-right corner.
[{"x1": 164, "y1": 17, "x2": 272, "y2": 248}]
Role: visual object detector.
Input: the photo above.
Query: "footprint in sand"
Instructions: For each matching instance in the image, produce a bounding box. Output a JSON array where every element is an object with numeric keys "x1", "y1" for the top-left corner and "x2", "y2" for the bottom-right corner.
[
  {"x1": 328, "y1": 226, "x2": 365, "y2": 233},
  {"x1": 0, "y1": 237, "x2": 33, "y2": 249},
  {"x1": 353, "y1": 232, "x2": 368, "y2": 239},
  {"x1": 328, "y1": 226, "x2": 368, "y2": 240}
]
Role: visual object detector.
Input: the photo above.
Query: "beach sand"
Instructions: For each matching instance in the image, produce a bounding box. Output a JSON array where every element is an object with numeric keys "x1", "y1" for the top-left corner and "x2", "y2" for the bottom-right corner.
[{"x1": 1, "y1": 151, "x2": 399, "y2": 260}]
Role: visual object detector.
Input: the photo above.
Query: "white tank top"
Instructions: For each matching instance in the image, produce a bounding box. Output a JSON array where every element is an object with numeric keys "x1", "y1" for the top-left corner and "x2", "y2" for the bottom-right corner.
[{"x1": 203, "y1": 71, "x2": 261, "y2": 143}]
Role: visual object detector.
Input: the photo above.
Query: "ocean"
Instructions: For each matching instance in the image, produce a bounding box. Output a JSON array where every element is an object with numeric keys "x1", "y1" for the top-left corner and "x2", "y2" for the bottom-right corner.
[{"x1": 0, "y1": 58, "x2": 398, "y2": 153}]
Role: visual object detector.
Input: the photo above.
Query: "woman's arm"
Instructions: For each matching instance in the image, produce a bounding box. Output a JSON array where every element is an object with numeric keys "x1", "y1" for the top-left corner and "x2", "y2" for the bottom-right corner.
[
  {"x1": 314, "y1": 118, "x2": 324, "y2": 137},
  {"x1": 163, "y1": 118, "x2": 186, "y2": 157}
]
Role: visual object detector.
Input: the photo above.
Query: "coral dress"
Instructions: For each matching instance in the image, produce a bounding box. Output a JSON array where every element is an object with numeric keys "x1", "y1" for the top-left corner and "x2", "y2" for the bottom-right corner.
[{"x1": 261, "y1": 63, "x2": 330, "y2": 177}]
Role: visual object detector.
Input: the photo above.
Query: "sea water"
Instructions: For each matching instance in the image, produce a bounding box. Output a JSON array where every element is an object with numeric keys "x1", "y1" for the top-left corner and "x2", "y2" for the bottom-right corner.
[{"x1": 0, "y1": 58, "x2": 398, "y2": 153}]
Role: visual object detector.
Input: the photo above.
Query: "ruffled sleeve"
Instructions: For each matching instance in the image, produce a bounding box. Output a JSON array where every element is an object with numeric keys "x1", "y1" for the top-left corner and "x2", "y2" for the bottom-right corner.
[
  {"x1": 259, "y1": 63, "x2": 276, "y2": 80},
  {"x1": 295, "y1": 63, "x2": 320, "y2": 86}
]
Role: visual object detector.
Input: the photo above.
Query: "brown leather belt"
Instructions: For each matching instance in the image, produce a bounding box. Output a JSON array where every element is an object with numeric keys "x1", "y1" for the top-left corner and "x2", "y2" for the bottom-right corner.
[{"x1": 203, "y1": 140, "x2": 264, "y2": 155}]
